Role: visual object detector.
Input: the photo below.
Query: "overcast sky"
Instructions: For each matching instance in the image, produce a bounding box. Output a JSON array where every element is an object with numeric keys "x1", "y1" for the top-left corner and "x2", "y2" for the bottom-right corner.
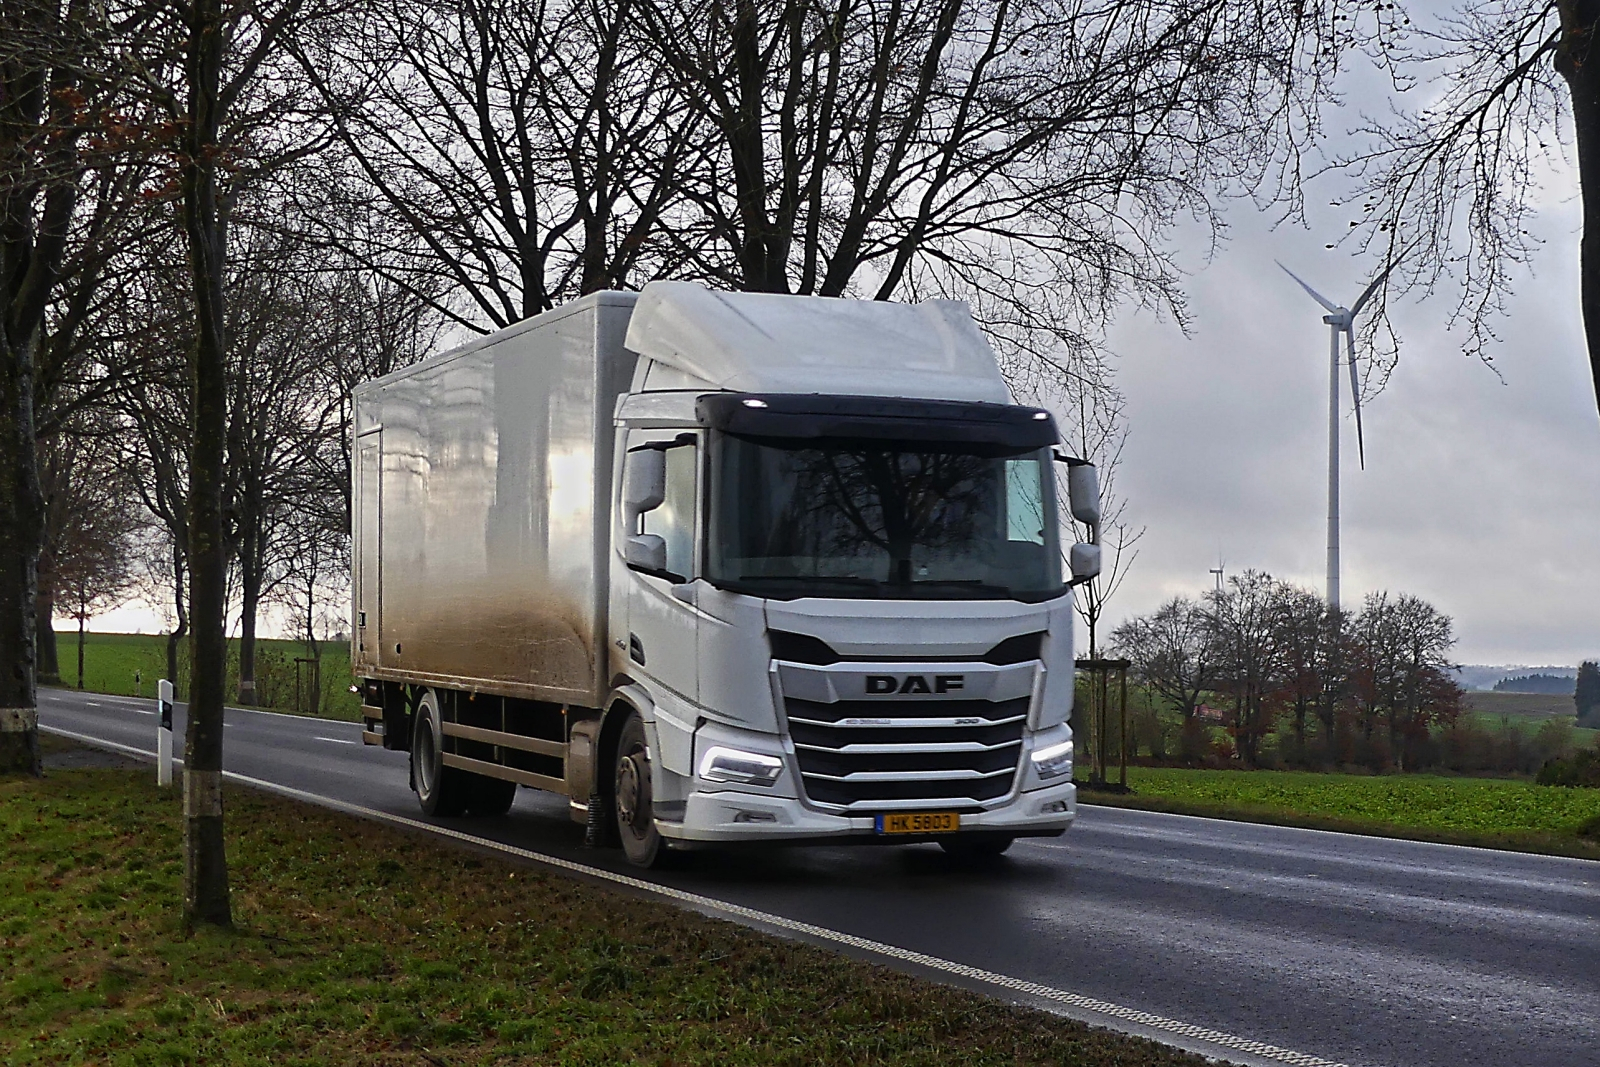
[{"x1": 1097, "y1": 160, "x2": 1600, "y2": 668}]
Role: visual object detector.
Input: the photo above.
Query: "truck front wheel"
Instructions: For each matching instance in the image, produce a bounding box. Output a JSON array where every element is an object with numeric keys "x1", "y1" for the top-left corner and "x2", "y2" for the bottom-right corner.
[
  {"x1": 412, "y1": 690, "x2": 469, "y2": 817},
  {"x1": 613, "y1": 711, "x2": 663, "y2": 867}
]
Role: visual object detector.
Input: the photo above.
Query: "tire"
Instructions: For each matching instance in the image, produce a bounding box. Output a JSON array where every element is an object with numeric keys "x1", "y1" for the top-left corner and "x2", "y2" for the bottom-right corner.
[
  {"x1": 939, "y1": 835, "x2": 1015, "y2": 860},
  {"x1": 412, "y1": 690, "x2": 470, "y2": 817},
  {"x1": 613, "y1": 711, "x2": 664, "y2": 868},
  {"x1": 469, "y1": 775, "x2": 518, "y2": 816}
]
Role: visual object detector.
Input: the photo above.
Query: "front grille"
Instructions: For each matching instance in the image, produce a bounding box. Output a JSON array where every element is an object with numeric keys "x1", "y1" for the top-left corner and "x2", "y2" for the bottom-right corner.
[{"x1": 785, "y1": 694, "x2": 1027, "y2": 809}]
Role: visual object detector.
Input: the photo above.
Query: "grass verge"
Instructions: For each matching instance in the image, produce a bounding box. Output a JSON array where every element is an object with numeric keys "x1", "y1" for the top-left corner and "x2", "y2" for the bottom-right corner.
[
  {"x1": 3, "y1": 736, "x2": 1207, "y2": 1067},
  {"x1": 41, "y1": 631, "x2": 361, "y2": 722},
  {"x1": 1079, "y1": 767, "x2": 1600, "y2": 861}
]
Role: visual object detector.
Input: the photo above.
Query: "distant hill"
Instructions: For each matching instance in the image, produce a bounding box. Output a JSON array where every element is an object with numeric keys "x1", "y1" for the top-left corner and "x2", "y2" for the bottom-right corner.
[
  {"x1": 1493, "y1": 673, "x2": 1576, "y2": 695},
  {"x1": 1452, "y1": 665, "x2": 1577, "y2": 691}
]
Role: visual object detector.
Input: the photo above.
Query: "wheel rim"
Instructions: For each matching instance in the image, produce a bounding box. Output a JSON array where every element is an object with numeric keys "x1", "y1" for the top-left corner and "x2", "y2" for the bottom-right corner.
[
  {"x1": 616, "y1": 752, "x2": 644, "y2": 833},
  {"x1": 416, "y1": 712, "x2": 437, "y2": 796}
]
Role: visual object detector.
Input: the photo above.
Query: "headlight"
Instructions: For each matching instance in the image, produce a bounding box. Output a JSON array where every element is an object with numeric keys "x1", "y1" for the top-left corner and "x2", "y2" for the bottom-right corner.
[
  {"x1": 698, "y1": 746, "x2": 784, "y2": 787},
  {"x1": 1031, "y1": 738, "x2": 1073, "y2": 781}
]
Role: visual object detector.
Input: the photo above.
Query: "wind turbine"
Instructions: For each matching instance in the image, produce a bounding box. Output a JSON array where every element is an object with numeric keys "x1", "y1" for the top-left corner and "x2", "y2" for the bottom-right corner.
[{"x1": 1276, "y1": 260, "x2": 1394, "y2": 615}]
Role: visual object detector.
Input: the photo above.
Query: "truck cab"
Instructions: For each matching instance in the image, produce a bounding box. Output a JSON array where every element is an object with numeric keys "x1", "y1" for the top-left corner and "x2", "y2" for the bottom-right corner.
[{"x1": 604, "y1": 285, "x2": 1094, "y2": 864}]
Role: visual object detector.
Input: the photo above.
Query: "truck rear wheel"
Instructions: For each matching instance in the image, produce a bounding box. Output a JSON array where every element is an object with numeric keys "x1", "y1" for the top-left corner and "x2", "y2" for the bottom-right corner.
[
  {"x1": 470, "y1": 775, "x2": 518, "y2": 816},
  {"x1": 412, "y1": 690, "x2": 470, "y2": 817},
  {"x1": 613, "y1": 711, "x2": 663, "y2": 867}
]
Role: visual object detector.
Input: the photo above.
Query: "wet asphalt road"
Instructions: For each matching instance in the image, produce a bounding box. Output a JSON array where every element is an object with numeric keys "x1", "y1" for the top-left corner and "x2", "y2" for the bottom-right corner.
[{"x1": 39, "y1": 688, "x2": 1600, "y2": 1067}]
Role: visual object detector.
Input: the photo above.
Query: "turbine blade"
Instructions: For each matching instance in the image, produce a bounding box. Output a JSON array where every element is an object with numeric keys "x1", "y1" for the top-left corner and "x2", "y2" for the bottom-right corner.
[
  {"x1": 1277, "y1": 261, "x2": 1339, "y2": 313},
  {"x1": 1349, "y1": 262, "x2": 1396, "y2": 319},
  {"x1": 1346, "y1": 329, "x2": 1366, "y2": 470}
]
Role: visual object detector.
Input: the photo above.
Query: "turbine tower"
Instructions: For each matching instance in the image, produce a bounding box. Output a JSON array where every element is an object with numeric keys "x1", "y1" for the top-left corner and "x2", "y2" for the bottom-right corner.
[{"x1": 1276, "y1": 261, "x2": 1394, "y2": 615}]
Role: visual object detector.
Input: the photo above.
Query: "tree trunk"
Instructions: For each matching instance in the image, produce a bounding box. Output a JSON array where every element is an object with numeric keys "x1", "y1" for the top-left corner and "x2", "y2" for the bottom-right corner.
[
  {"x1": 0, "y1": 331, "x2": 42, "y2": 776},
  {"x1": 76, "y1": 611, "x2": 85, "y2": 689},
  {"x1": 166, "y1": 543, "x2": 187, "y2": 693},
  {"x1": 36, "y1": 580, "x2": 59, "y2": 685},
  {"x1": 180, "y1": 0, "x2": 232, "y2": 929},
  {"x1": 1557, "y1": 1, "x2": 1600, "y2": 418},
  {"x1": 236, "y1": 549, "x2": 259, "y2": 705}
]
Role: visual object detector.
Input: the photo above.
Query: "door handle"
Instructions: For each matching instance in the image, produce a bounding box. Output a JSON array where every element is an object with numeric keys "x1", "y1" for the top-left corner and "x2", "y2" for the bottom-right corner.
[{"x1": 628, "y1": 632, "x2": 645, "y2": 666}]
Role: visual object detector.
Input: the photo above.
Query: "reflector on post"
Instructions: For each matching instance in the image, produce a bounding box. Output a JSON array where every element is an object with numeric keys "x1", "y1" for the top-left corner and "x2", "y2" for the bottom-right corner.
[{"x1": 157, "y1": 679, "x2": 173, "y2": 788}]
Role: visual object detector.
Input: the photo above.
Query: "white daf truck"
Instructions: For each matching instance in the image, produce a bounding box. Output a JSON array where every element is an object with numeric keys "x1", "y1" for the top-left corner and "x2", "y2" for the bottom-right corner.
[{"x1": 351, "y1": 282, "x2": 1101, "y2": 866}]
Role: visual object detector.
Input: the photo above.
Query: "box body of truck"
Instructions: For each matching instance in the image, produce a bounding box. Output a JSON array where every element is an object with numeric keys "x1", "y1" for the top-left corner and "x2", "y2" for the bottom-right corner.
[{"x1": 352, "y1": 283, "x2": 1090, "y2": 865}]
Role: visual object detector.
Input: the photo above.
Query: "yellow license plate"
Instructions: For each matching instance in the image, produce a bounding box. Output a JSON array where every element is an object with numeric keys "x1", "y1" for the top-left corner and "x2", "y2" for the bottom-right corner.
[{"x1": 875, "y1": 811, "x2": 961, "y2": 835}]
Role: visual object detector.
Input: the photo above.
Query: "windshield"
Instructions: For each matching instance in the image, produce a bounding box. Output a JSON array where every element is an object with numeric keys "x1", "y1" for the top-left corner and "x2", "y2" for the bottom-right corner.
[{"x1": 707, "y1": 434, "x2": 1063, "y2": 601}]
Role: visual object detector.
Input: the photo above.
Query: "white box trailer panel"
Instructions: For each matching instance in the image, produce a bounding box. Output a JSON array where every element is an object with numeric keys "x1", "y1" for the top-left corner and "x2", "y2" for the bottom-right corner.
[{"x1": 352, "y1": 294, "x2": 638, "y2": 706}]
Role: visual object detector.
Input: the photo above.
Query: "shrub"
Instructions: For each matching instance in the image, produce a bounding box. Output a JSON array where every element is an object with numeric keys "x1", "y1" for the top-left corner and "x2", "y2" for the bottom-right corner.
[{"x1": 1536, "y1": 748, "x2": 1600, "y2": 788}]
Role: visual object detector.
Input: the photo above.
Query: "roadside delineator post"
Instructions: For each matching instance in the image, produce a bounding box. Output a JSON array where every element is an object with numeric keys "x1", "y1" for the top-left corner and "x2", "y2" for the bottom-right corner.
[{"x1": 158, "y1": 679, "x2": 174, "y2": 787}]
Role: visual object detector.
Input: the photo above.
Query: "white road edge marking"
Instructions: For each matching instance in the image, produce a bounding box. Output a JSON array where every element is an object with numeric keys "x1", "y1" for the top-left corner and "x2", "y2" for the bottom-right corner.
[
  {"x1": 313, "y1": 736, "x2": 359, "y2": 745},
  {"x1": 40, "y1": 724, "x2": 1352, "y2": 1067}
]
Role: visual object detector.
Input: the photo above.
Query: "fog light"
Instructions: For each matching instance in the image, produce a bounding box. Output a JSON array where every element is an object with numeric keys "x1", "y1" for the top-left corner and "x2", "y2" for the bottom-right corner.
[
  {"x1": 1031, "y1": 739, "x2": 1073, "y2": 781},
  {"x1": 733, "y1": 810, "x2": 778, "y2": 823},
  {"x1": 699, "y1": 746, "x2": 784, "y2": 787},
  {"x1": 1039, "y1": 798, "x2": 1070, "y2": 814}
]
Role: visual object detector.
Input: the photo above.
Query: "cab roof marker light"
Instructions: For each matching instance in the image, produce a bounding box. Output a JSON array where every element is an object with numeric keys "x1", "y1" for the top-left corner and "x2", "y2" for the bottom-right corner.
[
  {"x1": 1031, "y1": 410, "x2": 1049, "y2": 420},
  {"x1": 699, "y1": 746, "x2": 784, "y2": 787},
  {"x1": 742, "y1": 398, "x2": 769, "y2": 408}
]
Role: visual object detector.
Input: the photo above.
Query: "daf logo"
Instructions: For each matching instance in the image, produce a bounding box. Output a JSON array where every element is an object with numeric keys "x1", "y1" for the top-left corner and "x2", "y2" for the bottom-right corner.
[{"x1": 865, "y1": 674, "x2": 965, "y2": 695}]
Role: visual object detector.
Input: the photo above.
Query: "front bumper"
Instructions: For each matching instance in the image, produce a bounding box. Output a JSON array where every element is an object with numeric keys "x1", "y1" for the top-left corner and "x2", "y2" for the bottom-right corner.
[{"x1": 655, "y1": 779, "x2": 1076, "y2": 844}]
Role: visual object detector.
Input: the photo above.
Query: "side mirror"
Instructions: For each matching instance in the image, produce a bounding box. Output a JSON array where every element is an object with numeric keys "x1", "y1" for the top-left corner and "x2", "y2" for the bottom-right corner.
[
  {"x1": 624, "y1": 534, "x2": 667, "y2": 573},
  {"x1": 1066, "y1": 463, "x2": 1101, "y2": 526},
  {"x1": 623, "y1": 448, "x2": 665, "y2": 526},
  {"x1": 1068, "y1": 542, "x2": 1102, "y2": 585}
]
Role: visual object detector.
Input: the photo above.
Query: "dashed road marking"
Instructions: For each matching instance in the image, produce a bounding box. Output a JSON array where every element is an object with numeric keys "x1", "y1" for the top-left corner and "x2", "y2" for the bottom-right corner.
[{"x1": 39, "y1": 723, "x2": 1354, "y2": 1067}]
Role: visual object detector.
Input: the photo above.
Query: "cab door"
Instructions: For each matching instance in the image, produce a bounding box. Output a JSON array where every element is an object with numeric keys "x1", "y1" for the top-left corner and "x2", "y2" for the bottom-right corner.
[{"x1": 621, "y1": 431, "x2": 701, "y2": 709}]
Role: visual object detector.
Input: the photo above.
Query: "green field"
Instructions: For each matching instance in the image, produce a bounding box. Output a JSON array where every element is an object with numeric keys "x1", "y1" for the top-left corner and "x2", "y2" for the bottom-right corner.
[
  {"x1": 44, "y1": 631, "x2": 361, "y2": 721},
  {"x1": 1, "y1": 736, "x2": 1207, "y2": 1067},
  {"x1": 1460, "y1": 690, "x2": 1597, "y2": 744},
  {"x1": 1461, "y1": 690, "x2": 1578, "y2": 719},
  {"x1": 1082, "y1": 766, "x2": 1600, "y2": 859}
]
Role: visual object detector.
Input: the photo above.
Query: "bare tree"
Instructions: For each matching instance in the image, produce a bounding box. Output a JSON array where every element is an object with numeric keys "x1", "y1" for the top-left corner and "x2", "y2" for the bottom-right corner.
[
  {"x1": 266, "y1": 504, "x2": 345, "y2": 715},
  {"x1": 1203, "y1": 570, "x2": 1284, "y2": 767},
  {"x1": 0, "y1": 0, "x2": 140, "y2": 774},
  {"x1": 1054, "y1": 375, "x2": 1143, "y2": 659},
  {"x1": 1328, "y1": 3, "x2": 1600, "y2": 418},
  {"x1": 1347, "y1": 591, "x2": 1459, "y2": 770},
  {"x1": 222, "y1": 227, "x2": 351, "y2": 705},
  {"x1": 1111, "y1": 595, "x2": 1216, "y2": 761},
  {"x1": 51, "y1": 444, "x2": 140, "y2": 688},
  {"x1": 636, "y1": 1, "x2": 1340, "y2": 372},
  {"x1": 292, "y1": 0, "x2": 698, "y2": 330},
  {"x1": 1267, "y1": 582, "x2": 1344, "y2": 764},
  {"x1": 39, "y1": 416, "x2": 141, "y2": 687},
  {"x1": 132, "y1": 0, "x2": 316, "y2": 930},
  {"x1": 33, "y1": 153, "x2": 169, "y2": 685}
]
